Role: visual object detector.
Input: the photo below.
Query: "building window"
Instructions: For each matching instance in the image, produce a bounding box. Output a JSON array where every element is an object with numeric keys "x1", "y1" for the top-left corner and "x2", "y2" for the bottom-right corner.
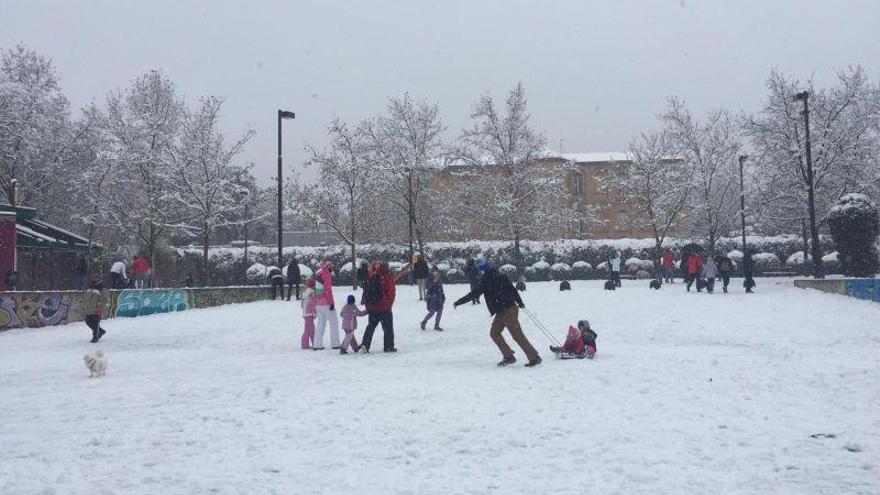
[{"x1": 573, "y1": 170, "x2": 585, "y2": 198}]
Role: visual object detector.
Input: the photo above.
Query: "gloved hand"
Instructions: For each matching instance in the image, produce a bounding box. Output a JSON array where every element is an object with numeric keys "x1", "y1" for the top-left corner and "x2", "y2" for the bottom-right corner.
[
  {"x1": 518, "y1": 302, "x2": 525, "y2": 309},
  {"x1": 330, "y1": 305, "x2": 335, "y2": 311}
]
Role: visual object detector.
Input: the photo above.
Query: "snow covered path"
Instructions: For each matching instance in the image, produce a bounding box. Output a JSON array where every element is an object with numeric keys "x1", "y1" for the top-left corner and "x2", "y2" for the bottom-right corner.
[{"x1": 1, "y1": 279, "x2": 878, "y2": 494}]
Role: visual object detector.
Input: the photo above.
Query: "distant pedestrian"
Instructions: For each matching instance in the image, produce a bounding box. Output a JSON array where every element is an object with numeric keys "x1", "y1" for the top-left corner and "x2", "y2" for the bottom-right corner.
[
  {"x1": 109, "y1": 260, "x2": 128, "y2": 289},
  {"x1": 413, "y1": 253, "x2": 429, "y2": 300},
  {"x1": 702, "y1": 257, "x2": 717, "y2": 293},
  {"x1": 132, "y1": 256, "x2": 151, "y2": 289},
  {"x1": 661, "y1": 249, "x2": 675, "y2": 283},
  {"x1": 268, "y1": 267, "x2": 285, "y2": 300},
  {"x1": 686, "y1": 254, "x2": 704, "y2": 292},
  {"x1": 420, "y1": 266, "x2": 445, "y2": 331},
  {"x1": 610, "y1": 252, "x2": 622, "y2": 288},
  {"x1": 84, "y1": 276, "x2": 108, "y2": 343},
  {"x1": 716, "y1": 255, "x2": 734, "y2": 293},
  {"x1": 286, "y1": 259, "x2": 301, "y2": 301},
  {"x1": 743, "y1": 251, "x2": 756, "y2": 293},
  {"x1": 182, "y1": 273, "x2": 194, "y2": 288}
]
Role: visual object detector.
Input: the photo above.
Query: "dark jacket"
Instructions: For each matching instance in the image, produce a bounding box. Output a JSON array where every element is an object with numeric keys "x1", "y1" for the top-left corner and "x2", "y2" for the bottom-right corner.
[
  {"x1": 455, "y1": 270, "x2": 523, "y2": 316},
  {"x1": 425, "y1": 273, "x2": 445, "y2": 312},
  {"x1": 364, "y1": 263, "x2": 396, "y2": 312},
  {"x1": 287, "y1": 262, "x2": 300, "y2": 283},
  {"x1": 716, "y1": 256, "x2": 734, "y2": 274},
  {"x1": 356, "y1": 265, "x2": 369, "y2": 285},
  {"x1": 464, "y1": 260, "x2": 480, "y2": 283},
  {"x1": 413, "y1": 259, "x2": 429, "y2": 279},
  {"x1": 268, "y1": 267, "x2": 284, "y2": 282}
]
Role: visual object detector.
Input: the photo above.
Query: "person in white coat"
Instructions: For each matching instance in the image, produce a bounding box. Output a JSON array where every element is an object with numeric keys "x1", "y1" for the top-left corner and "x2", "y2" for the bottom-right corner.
[
  {"x1": 610, "y1": 252, "x2": 622, "y2": 288},
  {"x1": 312, "y1": 261, "x2": 340, "y2": 350},
  {"x1": 701, "y1": 257, "x2": 718, "y2": 294}
]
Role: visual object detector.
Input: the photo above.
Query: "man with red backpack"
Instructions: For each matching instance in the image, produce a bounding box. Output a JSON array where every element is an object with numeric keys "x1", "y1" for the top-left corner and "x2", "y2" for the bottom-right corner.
[
  {"x1": 686, "y1": 254, "x2": 704, "y2": 292},
  {"x1": 359, "y1": 261, "x2": 412, "y2": 353}
]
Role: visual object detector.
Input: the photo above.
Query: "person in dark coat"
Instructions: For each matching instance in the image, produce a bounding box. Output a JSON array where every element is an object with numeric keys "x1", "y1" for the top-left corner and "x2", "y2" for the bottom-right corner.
[
  {"x1": 420, "y1": 267, "x2": 445, "y2": 331},
  {"x1": 356, "y1": 261, "x2": 369, "y2": 290},
  {"x1": 268, "y1": 267, "x2": 285, "y2": 300},
  {"x1": 464, "y1": 258, "x2": 481, "y2": 304},
  {"x1": 359, "y1": 261, "x2": 413, "y2": 353},
  {"x1": 286, "y1": 259, "x2": 301, "y2": 301},
  {"x1": 412, "y1": 254, "x2": 430, "y2": 300},
  {"x1": 454, "y1": 261, "x2": 541, "y2": 367},
  {"x1": 182, "y1": 273, "x2": 194, "y2": 288},
  {"x1": 743, "y1": 251, "x2": 756, "y2": 293},
  {"x1": 716, "y1": 255, "x2": 734, "y2": 293}
]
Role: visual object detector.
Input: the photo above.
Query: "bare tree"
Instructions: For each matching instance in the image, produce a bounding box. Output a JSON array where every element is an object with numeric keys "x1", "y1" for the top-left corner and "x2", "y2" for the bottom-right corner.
[
  {"x1": 454, "y1": 83, "x2": 582, "y2": 271},
  {"x1": 359, "y1": 93, "x2": 445, "y2": 256},
  {"x1": 300, "y1": 119, "x2": 379, "y2": 289},
  {"x1": 168, "y1": 96, "x2": 254, "y2": 284},
  {"x1": 604, "y1": 130, "x2": 693, "y2": 271},
  {"x1": 746, "y1": 67, "x2": 880, "y2": 274},
  {"x1": 662, "y1": 97, "x2": 742, "y2": 256},
  {"x1": 99, "y1": 69, "x2": 184, "y2": 272}
]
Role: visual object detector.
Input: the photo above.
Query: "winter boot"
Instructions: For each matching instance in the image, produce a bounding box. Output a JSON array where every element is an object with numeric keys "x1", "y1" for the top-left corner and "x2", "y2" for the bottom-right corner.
[
  {"x1": 549, "y1": 345, "x2": 560, "y2": 353},
  {"x1": 524, "y1": 356, "x2": 543, "y2": 367},
  {"x1": 420, "y1": 320, "x2": 427, "y2": 331},
  {"x1": 340, "y1": 349, "x2": 348, "y2": 355},
  {"x1": 497, "y1": 355, "x2": 516, "y2": 367},
  {"x1": 434, "y1": 326, "x2": 443, "y2": 332},
  {"x1": 358, "y1": 345, "x2": 369, "y2": 354},
  {"x1": 384, "y1": 347, "x2": 397, "y2": 353},
  {"x1": 587, "y1": 346, "x2": 596, "y2": 359}
]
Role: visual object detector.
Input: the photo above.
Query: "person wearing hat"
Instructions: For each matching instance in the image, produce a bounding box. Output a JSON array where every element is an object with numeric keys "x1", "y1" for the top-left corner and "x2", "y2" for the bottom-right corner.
[
  {"x1": 339, "y1": 294, "x2": 367, "y2": 354},
  {"x1": 549, "y1": 320, "x2": 597, "y2": 359},
  {"x1": 313, "y1": 261, "x2": 340, "y2": 350},
  {"x1": 453, "y1": 260, "x2": 541, "y2": 367},
  {"x1": 84, "y1": 276, "x2": 109, "y2": 343}
]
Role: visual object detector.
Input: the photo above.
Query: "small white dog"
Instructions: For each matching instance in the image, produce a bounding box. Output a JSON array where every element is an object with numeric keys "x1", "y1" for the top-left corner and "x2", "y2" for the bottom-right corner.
[{"x1": 83, "y1": 350, "x2": 107, "y2": 378}]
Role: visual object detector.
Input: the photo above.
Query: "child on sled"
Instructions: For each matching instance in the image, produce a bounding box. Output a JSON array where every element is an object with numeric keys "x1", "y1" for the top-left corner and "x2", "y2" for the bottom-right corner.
[{"x1": 550, "y1": 320, "x2": 597, "y2": 359}]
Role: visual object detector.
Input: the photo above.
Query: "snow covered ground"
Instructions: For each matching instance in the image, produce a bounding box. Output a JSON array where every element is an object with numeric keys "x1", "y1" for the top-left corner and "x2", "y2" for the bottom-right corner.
[{"x1": 1, "y1": 279, "x2": 878, "y2": 495}]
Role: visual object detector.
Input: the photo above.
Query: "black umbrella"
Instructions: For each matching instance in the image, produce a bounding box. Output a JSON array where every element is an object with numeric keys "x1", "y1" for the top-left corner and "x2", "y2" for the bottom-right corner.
[{"x1": 681, "y1": 243, "x2": 705, "y2": 254}]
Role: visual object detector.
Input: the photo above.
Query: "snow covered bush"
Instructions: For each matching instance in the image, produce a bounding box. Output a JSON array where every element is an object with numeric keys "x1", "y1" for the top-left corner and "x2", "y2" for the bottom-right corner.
[
  {"x1": 786, "y1": 251, "x2": 812, "y2": 266},
  {"x1": 499, "y1": 264, "x2": 518, "y2": 278},
  {"x1": 530, "y1": 261, "x2": 551, "y2": 281},
  {"x1": 822, "y1": 251, "x2": 840, "y2": 271},
  {"x1": 827, "y1": 193, "x2": 880, "y2": 277},
  {"x1": 727, "y1": 249, "x2": 743, "y2": 262},
  {"x1": 523, "y1": 266, "x2": 536, "y2": 281},
  {"x1": 753, "y1": 252, "x2": 781, "y2": 269},
  {"x1": 246, "y1": 263, "x2": 267, "y2": 283},
  {"x1": 595, "y1": 261, "x2": 608, "y2": 277},
  {"x1": 550, "y1": 262, "x2": 571, "y2": 281},
  {"x1": 571, "y1": 261, "x2": 593, "y2": 280}
]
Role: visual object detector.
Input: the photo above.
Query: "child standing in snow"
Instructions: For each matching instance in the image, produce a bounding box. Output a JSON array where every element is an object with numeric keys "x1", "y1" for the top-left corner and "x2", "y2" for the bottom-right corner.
[
  {"x1": 420, "y1": 266, "x2": 446, "y2": 331},
  {"x1": 550, "y1": 320, "x2": 598, "y2": 359},
  {"x1": 300, "y1": 277, "x2": 317, "y2": 349},
  {"x1": 339, "y1": 295, "x2": 367, "y2": 354}
]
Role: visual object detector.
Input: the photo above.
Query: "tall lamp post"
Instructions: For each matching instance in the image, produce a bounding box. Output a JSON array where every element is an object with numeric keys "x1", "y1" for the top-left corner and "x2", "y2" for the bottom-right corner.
[
  {"x1": 738, "y1": 155, "x2": 748, "y2": 256},
  {"x1": 277, "y1": 109, "x2": 296, "y2": 268},
  {"x1": 793, "y1": 91, "x2": 824, "y2": 279}
]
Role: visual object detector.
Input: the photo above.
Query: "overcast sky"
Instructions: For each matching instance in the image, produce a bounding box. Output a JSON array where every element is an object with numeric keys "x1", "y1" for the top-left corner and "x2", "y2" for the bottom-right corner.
[{"x1": 2, "y1": 0, "x2": 879, "y2": 184}]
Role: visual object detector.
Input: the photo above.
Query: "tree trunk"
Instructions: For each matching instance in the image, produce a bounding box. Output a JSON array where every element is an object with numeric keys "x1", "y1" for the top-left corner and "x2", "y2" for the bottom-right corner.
[
  {"x1": 801, "y1": 221, "x2": 810, "y2": 277},
  {"x1": 351, "y1": 242, "x2": 357, "y2": 291},
  {"x1": 653, "y1": 238, "x2": 663, "y2": 281},
  {"x1": 202, "y1": 223, "x2": 210, "y2": 287},
  {"x1": 513, "y1": 234, "x2": 522, "y2": 278}
]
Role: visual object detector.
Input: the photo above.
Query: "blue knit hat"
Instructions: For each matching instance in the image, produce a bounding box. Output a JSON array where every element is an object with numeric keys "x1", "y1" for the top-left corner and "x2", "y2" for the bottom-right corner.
[
  {"x1": 347, "y1": 295, "x2": 355, "y2": 304},
  {"x1": 476, "y1": 260, "x2": 493, "y2": 272}
]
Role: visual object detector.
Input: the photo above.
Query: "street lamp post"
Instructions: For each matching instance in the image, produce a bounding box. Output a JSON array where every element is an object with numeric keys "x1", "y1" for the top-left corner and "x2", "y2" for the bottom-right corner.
[
  {"x1": 277, "y1": 109, "x2": 295, "y2": 268},
  {"x1": 738, "y1": 155, "x2": 748, "y2": 256},
  {"x1": 793, "y1": 91, "x2": 824, "y2": 279}
]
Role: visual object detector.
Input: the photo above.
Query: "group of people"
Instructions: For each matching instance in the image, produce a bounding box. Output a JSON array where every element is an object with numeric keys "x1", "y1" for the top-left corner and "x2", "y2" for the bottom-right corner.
[
  {"x1": 108, "y1": 255, "x2": 154, "y2": 289},
  {"x1": 268, "y1": 259, "x2": 301, "y2": 301},
  {"x1": 296, "y1": 254, "x2": 548, "y2": 367},
  {"x1": 661, "y1": 249, "x2": 756, "y2": 294}
]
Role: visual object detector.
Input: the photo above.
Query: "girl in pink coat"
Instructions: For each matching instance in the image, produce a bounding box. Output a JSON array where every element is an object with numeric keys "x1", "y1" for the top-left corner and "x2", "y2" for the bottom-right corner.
[
  {"x1": 339, "y1": 295, "x2": 367, "y2": 354},
  {"x1": 300, "y1": 277, "x2": 317, "y2": 349}
]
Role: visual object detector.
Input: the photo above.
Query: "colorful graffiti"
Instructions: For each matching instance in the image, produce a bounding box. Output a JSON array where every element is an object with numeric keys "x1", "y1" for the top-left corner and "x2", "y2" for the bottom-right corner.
[
  {"x1": 844, "y1": 279, "x2": 880, "y2": 302},
  {"x1": 0, "y1": 292, "x2": 87, "y2": 330},
  {"x1": 113, "y1": 289, "x2": 195, "y2": 318}
]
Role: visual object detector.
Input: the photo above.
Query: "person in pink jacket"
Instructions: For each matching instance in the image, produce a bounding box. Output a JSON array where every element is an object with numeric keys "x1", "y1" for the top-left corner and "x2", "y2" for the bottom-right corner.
[
  {"x1": 313, "y1": 261, "x2": 340, "y2": 350},
  {"x1": 300, "y1": 277, "x2": 317, "y2": 349},
  {"x1": 339, "y1": 295, "x2": 367, "y2": 354}
]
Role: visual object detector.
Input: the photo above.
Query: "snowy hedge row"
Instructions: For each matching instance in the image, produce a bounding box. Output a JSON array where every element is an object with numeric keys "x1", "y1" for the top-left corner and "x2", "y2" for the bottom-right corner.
[{"x1": 179, "y1": 234, "x2": 848, "y2": 285}]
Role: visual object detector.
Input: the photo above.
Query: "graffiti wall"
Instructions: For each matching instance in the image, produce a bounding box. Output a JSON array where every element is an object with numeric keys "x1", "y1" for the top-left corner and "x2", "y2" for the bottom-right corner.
[
  {"x1": 0, "y1": 286, "x2": 273, "y2": 330},
  {"x1": 112, "y1": 289, "x2": 195, "y2": 317},
  {"x1": 0, "y1": 291, "x2": 90, "y2": 330},
  {"x1": 795, "y1": 278, "x2": 880, "y2": 303}
]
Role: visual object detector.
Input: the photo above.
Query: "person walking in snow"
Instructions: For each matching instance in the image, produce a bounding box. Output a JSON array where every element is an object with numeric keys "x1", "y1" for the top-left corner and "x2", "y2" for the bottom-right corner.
[
  {"x1": 286, "y1": 258, "x2": 301, "y2": 301},
  {"x1": 359, "y1": 261, "x2": 412, "y2": 353},
  {"x1": 464, "y1": 258, "x2": 481, "y2": 304},
  {"x1": 661, "y1": 249, "x2": 675, "y2": 283},
  {"x1": 268, "y1": 266, "x2": 286, "y2": 300},
  {"x1": 701, "y1": 256, "x2": 718, "y2": 294},
  {"x1": 420, "y1": 266, "x2": 445, "y2": 331},
  {"x1": 412, "y1": 253, "x2": 429, "y2": 301},
  {"x1": 453, "y1": 261, "x2": 542, "y2": 368},
  {"x1": 686, "y1": 254, "x2": 704, "y2": 292},
  {"x1": 300, "y1": 277, "x2": 317, "y2": 349},
  {"x1": 610, "y1": 252, "x2": 622, "y2": 288},
  {"x1": 84, "y1": 276, "x2": 109, "y2": 343},
  {"x1": 339, "y1": 295, "x2": 367, "y2": 354},
  {"x1": 313, "y1": 261, "x2": 340, "y2": 350},
  {"x1": 743, "y1": 251, "x2": 756, "y2": 293},
  {"x1": 716, "y1": 255, "x2": 734, "y2": 293}
]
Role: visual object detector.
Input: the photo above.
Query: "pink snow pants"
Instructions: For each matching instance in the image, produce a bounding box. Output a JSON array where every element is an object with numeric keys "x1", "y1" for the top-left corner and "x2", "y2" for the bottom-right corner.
[
  {"x1": 341, "y1": 329, "x2": 358, "y2": 352},
  {"x1": 302, "y1": 316, "x2": 315, "y2": 349}
]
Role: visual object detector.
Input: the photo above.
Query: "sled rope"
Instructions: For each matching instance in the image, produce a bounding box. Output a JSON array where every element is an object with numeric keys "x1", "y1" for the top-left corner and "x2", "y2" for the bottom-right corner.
[{"x1": 522, "y1": 307, "x2": 562, "y2": 346}]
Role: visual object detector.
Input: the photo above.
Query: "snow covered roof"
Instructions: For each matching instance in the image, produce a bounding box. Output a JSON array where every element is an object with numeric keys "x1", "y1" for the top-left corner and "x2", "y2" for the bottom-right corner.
[
  {"x1": 16, "y1": 219, "x2": 98, "y2": 252},
  {"x1": 553, "y1": 152, "x2": 631, "y2": 163}
]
